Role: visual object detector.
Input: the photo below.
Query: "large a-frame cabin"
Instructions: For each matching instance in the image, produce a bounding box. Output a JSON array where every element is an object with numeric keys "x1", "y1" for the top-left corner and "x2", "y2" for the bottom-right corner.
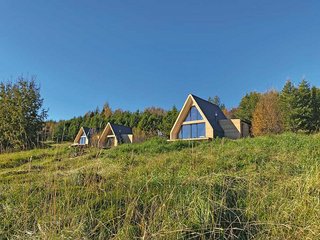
[{"x1": 170, "y1": 94, "x2": 250, "y2": 141}]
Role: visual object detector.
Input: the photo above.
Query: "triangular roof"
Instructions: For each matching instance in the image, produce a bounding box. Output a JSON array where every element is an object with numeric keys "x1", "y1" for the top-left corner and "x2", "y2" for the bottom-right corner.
[
  {"x1": 190, "y1": 94, "x2": 227, "y2": 135},
  {"x1": 74, "y1": 127, "x2": 99, "y2": 144},
  {"x1": 82, "y1": 127, "x2": 99, "y2": 138},
  {"x1": 82, "y1": 127, "x2": 90, "y2": 137},
  {"x1": 99, "y1": 123, "x2": 133, "y2": 144},
  {"x1": 109, "y1": 123, "x2": 133, "y2": 135},
  {"x1": 170, "y1": 94, "x2": 227, "y2": 139}
]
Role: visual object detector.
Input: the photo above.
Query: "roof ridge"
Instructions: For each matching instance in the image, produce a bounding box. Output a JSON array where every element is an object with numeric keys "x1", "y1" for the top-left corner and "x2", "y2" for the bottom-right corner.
[
  {"x1": 189, "y1": 94, "x2": 227, "y2": 137},
  {"x1": 190, "y1": 94, "x2": 220, "y2": 108}
]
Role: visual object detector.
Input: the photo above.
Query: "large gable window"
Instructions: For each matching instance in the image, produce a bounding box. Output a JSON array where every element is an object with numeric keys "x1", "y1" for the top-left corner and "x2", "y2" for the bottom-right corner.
[
  {"x1": 178, "y1": 123, "x2": 205, "y2": 139},
  {"x1": 178, "y1": 106, "x2": 205, "y2": 139},
  {"x1": 184, "y1": 106, "x2": 202, "y2": 122}
]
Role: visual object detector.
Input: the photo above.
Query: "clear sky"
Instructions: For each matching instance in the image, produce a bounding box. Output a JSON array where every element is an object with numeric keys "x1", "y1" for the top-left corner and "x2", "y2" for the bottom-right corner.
[{"x1": 1, "y1": 1, "x2": 320, "y2": 120}]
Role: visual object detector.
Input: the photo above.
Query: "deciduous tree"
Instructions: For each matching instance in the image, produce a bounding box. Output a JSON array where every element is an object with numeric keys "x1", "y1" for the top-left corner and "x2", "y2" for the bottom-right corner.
[{"x1": 252, "y1": 91, "x2": 283, "y2": 136}]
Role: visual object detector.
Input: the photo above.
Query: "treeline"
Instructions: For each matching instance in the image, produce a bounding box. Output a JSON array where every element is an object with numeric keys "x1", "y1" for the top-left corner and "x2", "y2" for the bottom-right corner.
[
  {"x1": 1, "y1": 76, "x2": 319, "y2": 152},
  {"x1": 233, "y1": 80, "x2": 320, "y2": 136},
  {"x1": 47, "y1": 79, "x2": 320, "y2": 142},
  {"x1": 45, "y1": 105, "x2": 179, "y2": 142},
  {"x1": 0, "y1": 77, "x2": 47, "y2": 152}
]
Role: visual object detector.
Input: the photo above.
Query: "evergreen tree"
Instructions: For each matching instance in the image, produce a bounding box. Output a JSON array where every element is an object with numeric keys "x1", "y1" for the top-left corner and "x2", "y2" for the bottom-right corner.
[
  {"x1": 208, "y1": 95, "x2": 226, "y2": 110},
  {"x1": 161, "y1": 106, "x2": 179, "y2": 137},
  {"x1": 138, "y1": 109, "x2": 164, "y2": 136},
  {"x1": 53, "y1": 121, "x2": 67, "y2": 143},
  {"x1": 67, "y1": 117, "x2": 81, "y2": 141},
  {"x1": 0, "y1": 82, "x2": 11, "y2": 150},
  {"x1": 235, "y1": 92, "x2": 261, "y2": 124},
  {"x1": 0, "y1": 77, "x2": 47, "y2": 151},
  {"x1": 279, "y1": 80, "x2": 297, "y2": 131},
  {"x1": 310, "y1": 87, "x2": 320, "y2": 131},
  {"x1": 292, "y1": 80, "x2": 313, "y2": 132},
  {"x1": 129, "y1": 110, "x2": 141, "y2": 128}
]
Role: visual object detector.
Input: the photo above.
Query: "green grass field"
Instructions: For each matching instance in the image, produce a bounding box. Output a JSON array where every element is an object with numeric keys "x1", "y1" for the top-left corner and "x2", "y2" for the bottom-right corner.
[{"x1": 1, "y1": 133, "x2": 320, "y2": 239}]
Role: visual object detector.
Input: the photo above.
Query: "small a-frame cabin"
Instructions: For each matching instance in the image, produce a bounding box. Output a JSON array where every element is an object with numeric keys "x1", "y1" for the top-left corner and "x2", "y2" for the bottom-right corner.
[
  {"x1": 98, "y1": 123, "x2": 133, "y2": 148},
  {"x1": 170, "y1": 94, "x2": 250, "y2": 141},
  {"x1": 73, "y1": 127, "x2": 99, "y2": 146}
]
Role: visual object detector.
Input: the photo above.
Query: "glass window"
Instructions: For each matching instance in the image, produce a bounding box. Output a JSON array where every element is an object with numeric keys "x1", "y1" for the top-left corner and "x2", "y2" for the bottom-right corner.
[
  {"x1": 190, "y1": 107, "x2": 197, "y2": 121},
  {"x1": 80, "y1": 136, "x2": 86, "y2": 144},
  {"x1": 184, "y1": 106, "x2": 202, "y2": 122},
  {"x1": 192, "y1": 124, "x2": 197, "y2": 138},
  {"x1": 178, "y1": 123, "x2": 206, "y2": 139},
  {"x1": 185, "y1": 110, "x2": 191, "y2": 121},
  {"x1": 197, "y1": 123, "x2": 205, "y2": 138},
  {"x1": 182, "y1": 125, "x2": 191, "y2": 139},
  {"x1": 194, "y1": 107, "x2": 202, "y2": 120}
]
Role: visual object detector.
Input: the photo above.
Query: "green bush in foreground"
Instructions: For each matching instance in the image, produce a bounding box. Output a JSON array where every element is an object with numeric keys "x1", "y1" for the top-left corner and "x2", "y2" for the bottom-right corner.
[{"x1": 0, "y1": 134, "x2": 320, "y2": 239}]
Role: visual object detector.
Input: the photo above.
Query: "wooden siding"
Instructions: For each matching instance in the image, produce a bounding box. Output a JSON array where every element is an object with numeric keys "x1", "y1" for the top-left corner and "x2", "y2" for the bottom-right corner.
[{"x1": 98, "y1": 123, "x2": 117, "y2": 147}]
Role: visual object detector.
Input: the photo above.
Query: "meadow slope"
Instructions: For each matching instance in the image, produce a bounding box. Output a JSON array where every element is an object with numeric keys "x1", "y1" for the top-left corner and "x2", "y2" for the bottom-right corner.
[{"x1": 0, "y1": 133, "x2": 320, "y2": 239}]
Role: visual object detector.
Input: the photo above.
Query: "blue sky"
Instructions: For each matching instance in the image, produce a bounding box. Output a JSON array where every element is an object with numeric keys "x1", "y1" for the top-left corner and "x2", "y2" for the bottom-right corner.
[{"x1": 1, "y1": 1, "x2": 320, "y2": 120}]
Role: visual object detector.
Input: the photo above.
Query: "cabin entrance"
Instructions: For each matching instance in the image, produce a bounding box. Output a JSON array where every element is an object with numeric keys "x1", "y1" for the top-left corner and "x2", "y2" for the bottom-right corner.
[{"x1": 105, "y1": 136, "x2": 115, "y2": 148}]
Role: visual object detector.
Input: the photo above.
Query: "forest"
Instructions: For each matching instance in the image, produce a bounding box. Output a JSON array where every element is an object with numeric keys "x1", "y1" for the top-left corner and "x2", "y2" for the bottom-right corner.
[{"x1": 1, "y1": 76, "x2": 320, "y2": 152}]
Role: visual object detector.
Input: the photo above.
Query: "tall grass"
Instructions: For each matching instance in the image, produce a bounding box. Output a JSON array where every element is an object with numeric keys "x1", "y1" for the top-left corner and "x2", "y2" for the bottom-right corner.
[{"x1": 0, "y1": 133, "x2": 319, "y2": 239}]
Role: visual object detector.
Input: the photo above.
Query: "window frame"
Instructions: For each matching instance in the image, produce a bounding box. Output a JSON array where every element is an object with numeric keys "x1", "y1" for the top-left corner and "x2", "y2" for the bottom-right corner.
[
  {"x1": 178, "y1": 122, "x2": 206, "y2": 139},
  {"x1": 80, "y1": 136, "x2": 87, "y2": 145},
  {"x1": 184, "y1": 106, "x2": 203, "y2": 122}
]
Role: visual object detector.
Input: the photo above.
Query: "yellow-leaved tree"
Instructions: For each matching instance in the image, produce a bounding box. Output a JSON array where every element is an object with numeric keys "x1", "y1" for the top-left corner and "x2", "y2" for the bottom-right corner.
[{"x1": 252, "y1": 91, "x2": 284, "y2": 136}]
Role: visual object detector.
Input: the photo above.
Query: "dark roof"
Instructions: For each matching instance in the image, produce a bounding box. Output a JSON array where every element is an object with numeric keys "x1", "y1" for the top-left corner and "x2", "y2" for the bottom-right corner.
[
  {"x1": 82, "y1": 127, "x2": 99, "y2": 138},
  {"x1": 82, "y1": 127, "x2": 91, "y2": 136},
  {"x1": 191, "y1": 94, "x2": 227, "y2": 137},
  {"x1": 110, "y1": 123, "x2": 133, "y2": 135},
  {"x1": 109, "y1": 123, "x2": 133, "y2": 142}
]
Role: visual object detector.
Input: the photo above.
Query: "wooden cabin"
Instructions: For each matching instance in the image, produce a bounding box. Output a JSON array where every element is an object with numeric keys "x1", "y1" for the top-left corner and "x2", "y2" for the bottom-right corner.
[
  {"x1": 73, "y1": 127, "x2": 99, "y2": 146},
  {"x1": 98, "y1": 123, "x2": 133, "y2": 148},
  {"x1": 170, "y1": 94, "x2": 250, "y2": 141}
]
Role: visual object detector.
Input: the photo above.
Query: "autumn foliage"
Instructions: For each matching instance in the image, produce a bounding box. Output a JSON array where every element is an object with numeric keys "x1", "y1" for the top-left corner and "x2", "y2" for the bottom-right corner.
[{"x1": 252, "y1": 91, "x2": 283, "y2": 136}]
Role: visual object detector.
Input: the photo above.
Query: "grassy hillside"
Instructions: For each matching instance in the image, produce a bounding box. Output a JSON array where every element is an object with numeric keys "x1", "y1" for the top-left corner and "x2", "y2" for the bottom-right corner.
[{"x1": 1, "y1": 134, "x2": 320, "y2": 239}]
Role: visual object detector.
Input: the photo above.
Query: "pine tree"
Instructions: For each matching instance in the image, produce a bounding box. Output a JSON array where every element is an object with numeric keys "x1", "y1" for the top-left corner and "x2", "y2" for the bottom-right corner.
[
  {"x1": 0, "y1": 77, "x2": 47, "y2": 151},
  {"x1": 310, "y1": 86, "x2": 320, "y2": 131},
  {"x1": 292, "y1": 80, "x2": 313, "y2": 132},
  {"x1": 208, "y1": 95, "x2": 226, "y2": 110},
  {"x1": 129, "y1": 110, "x2": 141, "y2": 128},
  {"x1": 161, "y1": 106, "x2": 179, "y2": 137},
  {"x1": 0, "y1": 83, "x2": 10, "y2": 151},
  {"x1": 235, "y1": 92, "x2": 261, "y2": 124},
  {"x1": 279, "y1": 80, "x2": 297, "y2": 131}
]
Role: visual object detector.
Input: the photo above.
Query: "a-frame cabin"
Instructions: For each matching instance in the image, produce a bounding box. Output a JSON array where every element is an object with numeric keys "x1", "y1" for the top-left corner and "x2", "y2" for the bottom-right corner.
[
  {"x1": 73, "y1": 127, "x2": 99, "y2": 146},
  {"x1": 170, "y1": 94, "x2": 250, "y2": 140},
  {"x1": 98, "y1": 123, "x2": 133, "y2": 148}
]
